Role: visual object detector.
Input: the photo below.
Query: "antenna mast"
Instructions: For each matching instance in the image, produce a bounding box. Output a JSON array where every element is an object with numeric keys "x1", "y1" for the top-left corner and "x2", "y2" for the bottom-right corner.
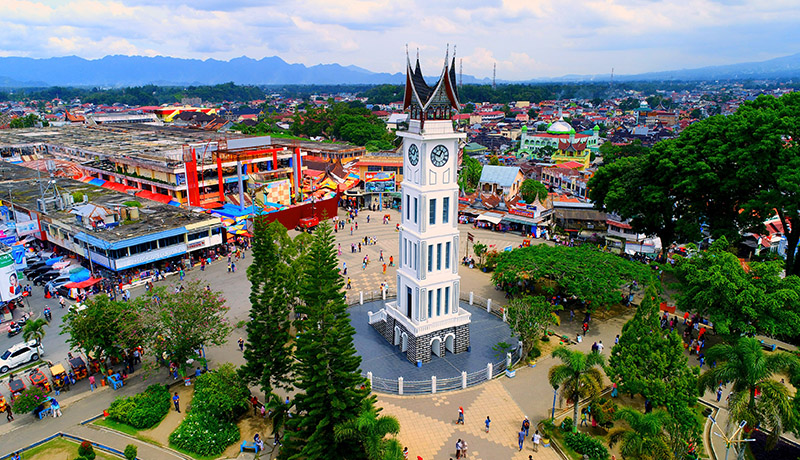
[
  {"x1": 610, "y1": 67, "x2": 614, "y2": 87},
  {"x1": 492, "y1": 62, "x2": 497, "y2": 90}
]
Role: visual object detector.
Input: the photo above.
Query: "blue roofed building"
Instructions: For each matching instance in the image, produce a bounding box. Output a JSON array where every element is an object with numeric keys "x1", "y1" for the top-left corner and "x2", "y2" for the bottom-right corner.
[{"x1": 478, "y1": 165, "x2": 524, "y2": 200}]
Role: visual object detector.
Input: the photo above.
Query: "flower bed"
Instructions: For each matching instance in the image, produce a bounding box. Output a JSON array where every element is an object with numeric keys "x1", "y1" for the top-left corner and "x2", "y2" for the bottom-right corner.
[
  {"x1": 107, "y1": 384, "x2": 171, "y2": 429},
  {"x1": 169, "y1": 412, "x2": 240, "y2": 457}
]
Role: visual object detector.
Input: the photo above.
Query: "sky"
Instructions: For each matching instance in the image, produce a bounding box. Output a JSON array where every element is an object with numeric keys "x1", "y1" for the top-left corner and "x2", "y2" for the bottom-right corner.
[{"x1": 1, "y1": 0, "x2": 799, "y2": 80}]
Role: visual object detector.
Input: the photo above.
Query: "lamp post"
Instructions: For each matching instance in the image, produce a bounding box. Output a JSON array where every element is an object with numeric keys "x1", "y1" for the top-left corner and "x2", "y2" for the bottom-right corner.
[
  {"x1": 551, "y1": 385, "x2": 559, "y2": 420},
  {"x1": 708, "y1": 416, "x2": 755, "y2": 460}
]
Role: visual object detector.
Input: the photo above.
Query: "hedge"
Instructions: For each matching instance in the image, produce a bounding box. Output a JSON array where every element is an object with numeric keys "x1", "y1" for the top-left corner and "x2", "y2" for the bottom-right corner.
[
  {"x1": 107, "y1": 384, "x2": 170, "y2": 429},
  {"x1": 563, "y1": 431, "x2": 610, "y2": 460}
]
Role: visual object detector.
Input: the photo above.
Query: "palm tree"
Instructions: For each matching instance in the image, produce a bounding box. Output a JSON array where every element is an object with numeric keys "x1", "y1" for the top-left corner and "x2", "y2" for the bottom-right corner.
[
  {"x1": 607, "y1": 407, "x2": 674, "y2": 460},
  {"x1": 699, "y1": 337, "x2": 797, "y2": 448},
  {"x1": 334, "y1": 401, "x2": 402, "y2": 460},
  {"x1": 548, "y1": 347, "x2": 605, "y2": 432},
  {"x1": 23, "y1": 318, "x2": 48, "y2": 345}
]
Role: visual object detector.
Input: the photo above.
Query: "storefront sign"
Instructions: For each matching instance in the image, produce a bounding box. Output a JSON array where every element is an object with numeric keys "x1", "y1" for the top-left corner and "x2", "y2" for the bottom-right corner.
[
  {"x1": 115, "y1": 243, "x2": 187, "y2": 270},
  {"x1": 0, "y1": 250, "x2": 22, "y2": 303},
  {"x1": 15, "y1": 220, "x2": 39, "y2": 236},
  {"x1": 510, "y1": 208, "x2": 537, "y2": 219},
  {"x1": 364, "y1": 172, "x2": 396, "y2": 193},
  {"x1": 187, "y1": 239, "x2": 207, "y2": 250}
]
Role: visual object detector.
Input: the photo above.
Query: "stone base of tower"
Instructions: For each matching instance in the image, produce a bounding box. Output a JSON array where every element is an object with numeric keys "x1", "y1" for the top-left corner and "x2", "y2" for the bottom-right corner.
[{"x1": 368, "y1": 306, "x2": 471, "y2": 365}]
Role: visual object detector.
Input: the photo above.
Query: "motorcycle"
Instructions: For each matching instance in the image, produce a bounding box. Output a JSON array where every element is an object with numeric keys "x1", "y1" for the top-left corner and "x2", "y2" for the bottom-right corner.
[
  {"x1": 7, "y1": 322, "x2": 21, "y2": 337},
  {"x1": 43, "y1": 307, "x2": 52, "y2": 321}
]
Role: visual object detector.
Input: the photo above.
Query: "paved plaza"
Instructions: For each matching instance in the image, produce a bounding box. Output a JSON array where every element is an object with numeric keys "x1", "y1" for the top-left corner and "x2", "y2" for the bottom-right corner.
[
  {"x1": 0, "y1": 206, "x2": 786, "y2": 459},
  {"x1": 352, "y1": 300, "x2": 517, "y2": 381}
]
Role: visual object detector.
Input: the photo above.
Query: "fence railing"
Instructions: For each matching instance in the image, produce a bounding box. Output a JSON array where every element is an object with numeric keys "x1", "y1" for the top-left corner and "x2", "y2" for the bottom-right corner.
[{"x1": 355, "y1": 291, "x2": 520, "y2": 395}]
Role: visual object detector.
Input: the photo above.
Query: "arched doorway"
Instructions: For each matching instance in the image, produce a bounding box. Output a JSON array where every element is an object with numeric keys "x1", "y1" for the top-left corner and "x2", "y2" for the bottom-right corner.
[
  {"x1": 445, "y1": 334, "x2": 455, "y2": 354},
  {"x1": 431, "y1": 337, "x2": 442, "y2": 357},
  {"x1": 394, "y1": 326, "x2": 401, "y2": 346},
  {"x1": 401, "y1": 333, "x2": 408, "y2": 352}
]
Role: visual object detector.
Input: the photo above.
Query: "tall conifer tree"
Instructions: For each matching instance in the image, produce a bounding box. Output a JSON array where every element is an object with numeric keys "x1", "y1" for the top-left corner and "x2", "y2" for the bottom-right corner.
[
  {"x1": 283, "y1": 221, "x2": 368, "y2": 459},
  {"x1": 240, "y1": 219, "x2": 298, "y2": 396}
]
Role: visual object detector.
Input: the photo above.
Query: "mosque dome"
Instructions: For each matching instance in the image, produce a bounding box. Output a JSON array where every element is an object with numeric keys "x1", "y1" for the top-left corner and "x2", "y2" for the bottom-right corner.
[{"x1": 547, "y1": 118, "x2": 575, "y2": 135}]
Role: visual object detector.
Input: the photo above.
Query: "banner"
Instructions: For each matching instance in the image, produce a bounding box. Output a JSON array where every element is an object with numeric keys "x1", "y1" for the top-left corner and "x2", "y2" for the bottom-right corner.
[
  {"x1": 364, "y1": 172, "x2": 396, "y2": 193},
  {"x1": 0, "y1": 250, "x2": 22, "y2": 303},
  {"x1": 15, "y1": 220, "x2": 38, "y2": 237},
  {"x1": 11, "y1": 244, "x2": 27, "y2": 270}
]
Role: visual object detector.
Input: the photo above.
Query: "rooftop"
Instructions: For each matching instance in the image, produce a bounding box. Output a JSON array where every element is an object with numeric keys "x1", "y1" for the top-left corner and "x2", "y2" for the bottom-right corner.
[
  {"x1": 479, "y1": 165, "x2": 521, "y2": 187},
  {"x1": 0, "y1": 161, "x2": 216, "y2": 243}
]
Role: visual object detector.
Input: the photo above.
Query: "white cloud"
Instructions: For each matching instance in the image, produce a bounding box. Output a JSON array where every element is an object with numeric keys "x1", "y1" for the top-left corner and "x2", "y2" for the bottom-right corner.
[{"x1": 0, "y1": 0, "x2": 796, "y2": 79}]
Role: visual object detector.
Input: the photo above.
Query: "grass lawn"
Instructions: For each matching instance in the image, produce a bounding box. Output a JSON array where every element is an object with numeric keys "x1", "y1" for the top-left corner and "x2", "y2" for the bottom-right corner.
[
  {"x1": 93, "y1": 418, "x2": 143, "y2": 438},
  {"x1": 21, "y1": 437, "x2": 116, "y2": 460},
  {"x1": 167, "y1": 443, "x2": 221, "y2": 460}
]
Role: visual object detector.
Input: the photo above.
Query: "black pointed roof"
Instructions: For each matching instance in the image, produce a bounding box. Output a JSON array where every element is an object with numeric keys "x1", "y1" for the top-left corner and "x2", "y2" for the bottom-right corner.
[{"x1": 403, "y1": 50, "x2": 459, "y2": 112}]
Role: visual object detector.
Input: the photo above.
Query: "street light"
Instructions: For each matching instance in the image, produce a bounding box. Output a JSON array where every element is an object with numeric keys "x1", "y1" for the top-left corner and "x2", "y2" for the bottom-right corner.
[
  {"x1": 708, "y1": 416, "x2": 755, "y2": 460},
  {"x1": 551, "y1": 384, "x2": 559, "y2": 420}
]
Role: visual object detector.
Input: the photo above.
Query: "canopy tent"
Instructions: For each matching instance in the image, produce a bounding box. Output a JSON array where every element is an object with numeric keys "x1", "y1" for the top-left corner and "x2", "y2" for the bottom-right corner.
[
  {"x1": 63, "y1": 277, "x2": 103, "y2": 289},
  {"x1": 69, "y1": 269, "x2": 92, "y2": 283},
  {"x1": 476, "y1": 213, "x2": 504, "y2": 225},
  {"x1": 135, "y1": 189, "x2": 174, "y2": 204},
  {"x1": 45, "y1": 256, "x2": 63, "y2": 266}
]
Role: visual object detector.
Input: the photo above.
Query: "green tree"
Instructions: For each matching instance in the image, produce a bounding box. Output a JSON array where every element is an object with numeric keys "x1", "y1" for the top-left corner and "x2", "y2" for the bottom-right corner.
[
  {"x1": 461, "y1": 103, "x2": 475, "y2": 114},
  {"x1": 239, "y1": 220, "x2": 298, "y2": 397},
  {"x1": 675, "y1": 237, "x2": 800, "y2": 338},
  {"x1": 334, "y1": 400, "x2": 403, "y2": 460},
  {"x1": 22, "y1": 318, "x2": 48, "y2": 345},
  {"x1": 60, "y1": 294, "x2": 134, "y2": 365},
  {"x1": 700, "y1": 338, "x2": 798, "y2": 448},
  {"x1": 458, "y1": 156, "x2": 483, "y2": 192},
  {"x1": 488, "y1": 155, "x2": 501, "y2": 166},
  {"x1": 134, "y1": 281, "x2": 230, "y2": 375},
  {"x1": 689, "y1": 108, "x2": 702, "y2": 119},
  {"x1": 283, "y1": 222, "x2": 369, "y2": 458},
  {"x1": 193, "y1": 363, "x2": 250, "y2": 422},
  {"x1": 548, "y1": 347, "x2": 605, "y2": 432},
  {"x1": 519, "y1": 179, "x2": 548, "y2": 203},
  {"x1": 607, "y1": 407, "x2": 673, "y2": 460},
  {"x1": 492, "y1": 245, "x2": 651, "y2": 310},
  {"x1": 505, "y1": 295, "x2": 560, "y2": 357},
  {"x1": 607, "y1": 286, "x2": 699, "y2": 407}
]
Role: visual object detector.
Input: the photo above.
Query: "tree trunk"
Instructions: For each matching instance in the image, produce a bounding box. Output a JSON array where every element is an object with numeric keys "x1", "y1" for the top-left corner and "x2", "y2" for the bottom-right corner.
[{"x1": 573, "y1": 391, "x2": 580, "y2": 433}]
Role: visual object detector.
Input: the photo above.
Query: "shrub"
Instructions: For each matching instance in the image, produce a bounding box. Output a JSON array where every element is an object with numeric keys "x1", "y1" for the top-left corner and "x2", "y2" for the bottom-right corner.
[
  {"x1": 528, "y1": 343, "x2": 542, "y2": 360},
  {"x1": 78, "y1": 441, "x2": 96, "y2": 460},
  {"x1": 11, "y1": 387, "x2": 47, "y2": 414},
  {"x1": 590, "y1": 398, "x2": 617, "y2": 427},
  {"x1": 107, "y1": 384, "x2": 170, "y2": 429},
  {"x1": 192, "y1": 363, "x2": 250, "y2": 422},
  {"x1": 560, "y1": 417, "x2": 573, "y2": 432},
  {"x1": 123, "y1": 200, "x2": 142, "y2": 208},
  {"x1": 563, "y1": 432, "x2": 610, "y2": 460},
  {"x1": 124, "y1": 444, "x2": 137, "y2": 460},
  {"x1": 169, "y1": 412, "x2": 240, "y2": 456}
]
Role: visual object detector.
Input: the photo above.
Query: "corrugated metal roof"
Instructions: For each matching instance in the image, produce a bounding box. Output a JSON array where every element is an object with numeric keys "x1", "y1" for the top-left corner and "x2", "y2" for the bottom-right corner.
[{"x1": 479, "y1": 165, "x2": 521, "y2": 188}]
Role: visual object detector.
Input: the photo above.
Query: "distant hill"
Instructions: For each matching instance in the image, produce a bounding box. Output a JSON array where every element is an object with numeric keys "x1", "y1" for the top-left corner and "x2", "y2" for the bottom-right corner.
[{"x1": 0, "y1": 53, "x2": 798, "y2": 87}]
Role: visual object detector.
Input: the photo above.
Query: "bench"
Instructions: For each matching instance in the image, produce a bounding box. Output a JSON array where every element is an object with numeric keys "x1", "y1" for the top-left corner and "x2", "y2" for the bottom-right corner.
[
  {"x1": 240, "y1": 440, "x2": 260, "y2": 453},
  {"x1": 38, "y1": 407, "x2": 53, "y2": 419},
  {"x1": 760, "y1": 340, "x2": 777, "y2": 352},
  {"x1": 107, "y1": 374, "x2": 124, "y2": 390}
]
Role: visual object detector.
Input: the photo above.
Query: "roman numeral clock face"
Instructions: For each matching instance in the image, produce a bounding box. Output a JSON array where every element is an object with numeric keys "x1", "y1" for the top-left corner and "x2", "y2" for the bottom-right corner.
[
  {"x1": 408, "y1": 144, "x2": 419, "y2": 166},
  {"x1": 430, "y1": 145, "x2": 449, "y2": 167}
]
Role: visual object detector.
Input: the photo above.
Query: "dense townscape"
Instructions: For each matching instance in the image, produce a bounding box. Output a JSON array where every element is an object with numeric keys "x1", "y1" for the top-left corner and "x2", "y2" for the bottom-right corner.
[{"x1": 0, "y1": 26, "x2": 799, "y2": 460}]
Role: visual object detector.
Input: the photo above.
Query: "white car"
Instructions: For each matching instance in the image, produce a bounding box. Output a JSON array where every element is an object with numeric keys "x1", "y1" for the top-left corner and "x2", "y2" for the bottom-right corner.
[{"x1": 0, "y1": 340, "x2": 44, "y2": 374}]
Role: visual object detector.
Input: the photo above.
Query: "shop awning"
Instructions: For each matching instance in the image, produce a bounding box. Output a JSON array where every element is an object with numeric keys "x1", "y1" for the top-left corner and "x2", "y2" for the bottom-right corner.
[
  {"x1": 502, "y1": 215, "x2": 540, "y2": 226},
  {"x1": 135, "y1": 190, "x2": 174, "y2": 204},
  {"x1": 63, "y1": 277, "x2": 103, "y2": 289},
  {"x1": 477, "y1": 213, "x2": 504, "y2": 225}
]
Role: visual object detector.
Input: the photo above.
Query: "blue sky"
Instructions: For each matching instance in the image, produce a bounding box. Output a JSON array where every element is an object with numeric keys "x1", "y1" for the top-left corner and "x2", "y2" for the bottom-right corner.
[{"x1": 1, "y1": 0, "x2": 798, "y2": 80}]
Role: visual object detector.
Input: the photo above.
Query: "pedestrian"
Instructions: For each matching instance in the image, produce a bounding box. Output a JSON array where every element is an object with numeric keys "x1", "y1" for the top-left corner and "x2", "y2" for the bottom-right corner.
[
  {"x1": 597, "y1": 341, "x2": 604, "y2": 353},
  {"x1": 611, "y1": 382, "x2": 618, "y2": 397},
  {"x1": 347, "y1": 278, "x2": 352, "y2": 289},
  {"x1": 5, "y1": 403, "x2": 13, "y2": 422},
  {"x1": 173, "y1": 392, "x2": 181, "y2": 412},
  {"x1": 582, "y1": 322, "x2": 589, "y2": 334},
  {"x1": 532, "y1": 430, "x2": 541, "y2": 452},
  {"x1": 461, "y1": 440, "x2": 468, "y2": 458},
  {"x1": 51, "y1": 398, "x2": 62, "y2": 417},
  {"x1": 89, "y1": 375, "x2": 96, "y2": 391},
  {"x1": 254, "y1": 433, "x2": 264, "y2": 451},
  {"x1": 522, "y1": 416, "x2": 530, "y2": 436},
  {"x1": 238, "y1": 337, "x2": 244, "y2": 351},
  {"x1": 380, "y1": 250, "x2": 384, "y2": 261},
  {"x1": 179, "y1": 269, "x2": 185, "y2": 281},
  {"x1": 231, "y1": 261, "x2": 236, "y2": 273},
  {"x1": 403, "y1": 447, "x2": 409, "y2": 459},
  {"x1": 485, "y1": 416, "x2": 491, "y2": 432},
  {"x1": 716, "y1": 386, "x2": 723, "y2": 402},
  {"x1": 615, "y1": 334, "x2": 620, "y2": 345},
  {"x1": 367, "y1": 215, "x2": 370, "y2": 223},
  {"x1": 343, "y1": 262, "x2": 347, "y2": 276},
  {"x1": 457, "y1": 406, "x2": 464, "y2": 424},
  {"x1": 383, "y1": 263, "x2": 387, "y2": 274},
  {"x1": 358, "y1": 242, "x2": 362, "y2": 252},
  {"x1": 569, "y1": 309, "x2": 575, "y2": 322},
  {"x1": 518, "y1": 429, "x2": 526, "y2": 451},
  {"x1": 227, "y1": 262, "x2": 232, "y2": 273},
  {"x1": 456, "y1": 439, "x2": 462, "y2": 459}
]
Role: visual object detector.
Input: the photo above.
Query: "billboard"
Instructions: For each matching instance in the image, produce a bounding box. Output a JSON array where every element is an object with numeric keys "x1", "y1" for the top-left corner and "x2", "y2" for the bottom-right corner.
[
  {"x1": 11, "y1": 244, "x2": 27, "y2": 271},
  {"x1": 364, "y1": 172, "x2": 396, "y2": 193},
  {"x1": 0, "y1": 249, "x2": 21, "y2": 303}
]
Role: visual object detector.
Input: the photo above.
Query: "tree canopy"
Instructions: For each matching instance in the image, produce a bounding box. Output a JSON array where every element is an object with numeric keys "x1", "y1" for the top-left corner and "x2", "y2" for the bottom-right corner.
[
  {"x1": 675, "y1": 237, "x2": 800, "y2": 338},
  {"x1": 290, "y1": 102, "x2": 396, "y2": 149},
  {"x1": 519, "y1": 179, "x2": 548, "y2": 203},
  {"x1": 492, "y1": 245, "x2": 651, "y2": 310}
]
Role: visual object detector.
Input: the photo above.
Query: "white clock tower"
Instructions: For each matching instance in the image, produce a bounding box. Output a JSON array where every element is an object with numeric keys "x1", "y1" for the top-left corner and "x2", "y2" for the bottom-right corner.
[{"x1": 369, "y1": 49, "x2": 471, "y2": 364}]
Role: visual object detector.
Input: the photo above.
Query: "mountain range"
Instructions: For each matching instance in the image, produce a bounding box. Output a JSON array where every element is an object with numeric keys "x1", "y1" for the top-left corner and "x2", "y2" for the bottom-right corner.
[{"x1": 0, "y1": 53, "x2": 798, "y2": 87}]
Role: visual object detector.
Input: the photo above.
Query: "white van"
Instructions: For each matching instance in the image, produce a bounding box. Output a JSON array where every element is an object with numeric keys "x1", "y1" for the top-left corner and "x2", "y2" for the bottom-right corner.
[{"x1": 0, "y1": 340, "x2": 44, "y2": 374}]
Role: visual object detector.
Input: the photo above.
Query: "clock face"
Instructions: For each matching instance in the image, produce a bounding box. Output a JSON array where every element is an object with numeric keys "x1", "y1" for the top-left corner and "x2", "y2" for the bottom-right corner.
[
  {"x1": 408, "y1": 144, "x2": 419, "y2": 166},
  {"x1": 430, "y1": 145, "x2": 449, "y2": 167}
]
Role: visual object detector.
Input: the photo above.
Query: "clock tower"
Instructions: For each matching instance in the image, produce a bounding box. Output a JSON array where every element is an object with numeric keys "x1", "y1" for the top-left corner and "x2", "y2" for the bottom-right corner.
[{"x1": 369, "y1": 48, "x2": 471, "y2": 364}]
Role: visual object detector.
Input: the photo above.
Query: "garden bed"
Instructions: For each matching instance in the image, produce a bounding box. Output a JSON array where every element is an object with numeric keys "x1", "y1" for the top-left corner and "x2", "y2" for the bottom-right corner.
[{"x1": 17, "y1": 437, "x2": 116, "y2": 460}]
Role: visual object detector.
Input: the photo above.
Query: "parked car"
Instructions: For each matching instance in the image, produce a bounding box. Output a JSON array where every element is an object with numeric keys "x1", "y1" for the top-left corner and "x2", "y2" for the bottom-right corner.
[{"x1": 0, "y1": 340, "x2": 44, "y2": 374}]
